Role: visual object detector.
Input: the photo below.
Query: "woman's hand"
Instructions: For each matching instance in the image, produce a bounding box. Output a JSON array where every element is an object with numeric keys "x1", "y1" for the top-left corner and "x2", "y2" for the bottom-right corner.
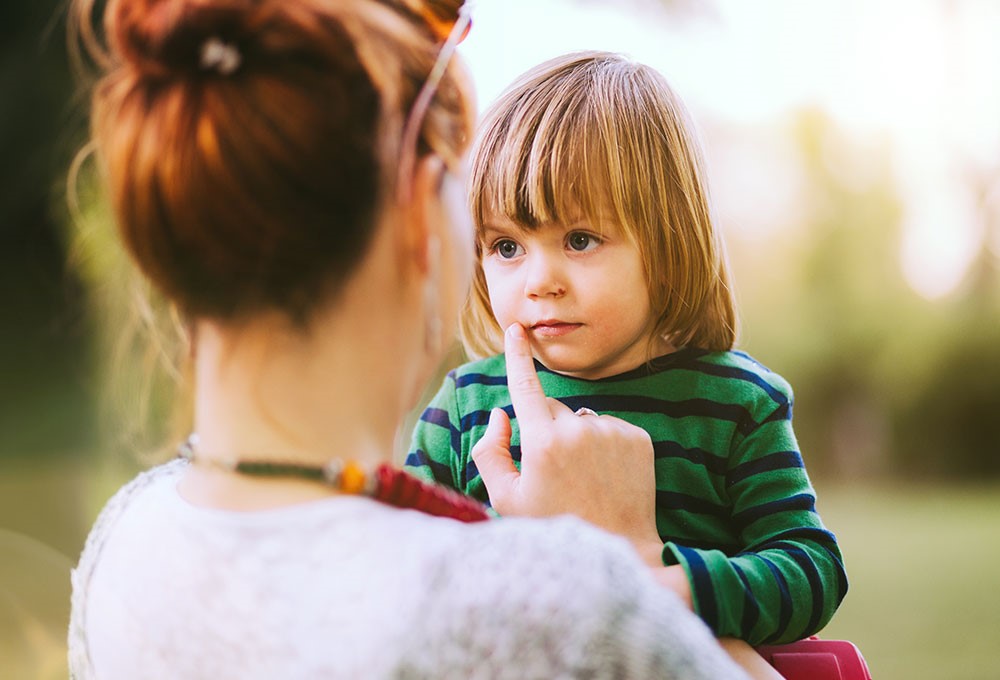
[
  {"x1": 471, "y1": 323, "x2": 662, "y2": 552},
  {"x1": 472, "y1": 325, "x2": 784, "y2": 679}
]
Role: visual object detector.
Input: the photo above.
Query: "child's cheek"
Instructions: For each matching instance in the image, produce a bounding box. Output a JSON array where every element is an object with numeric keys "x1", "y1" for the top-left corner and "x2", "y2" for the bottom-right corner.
[{"x1": 486, "y1": 279, "x2": 516, "y2": 329}]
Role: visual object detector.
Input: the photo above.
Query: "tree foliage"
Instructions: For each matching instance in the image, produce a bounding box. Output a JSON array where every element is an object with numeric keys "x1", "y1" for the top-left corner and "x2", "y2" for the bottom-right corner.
[{"x1": 731, "y1": 110, "x2": 1000, "y2": 480}]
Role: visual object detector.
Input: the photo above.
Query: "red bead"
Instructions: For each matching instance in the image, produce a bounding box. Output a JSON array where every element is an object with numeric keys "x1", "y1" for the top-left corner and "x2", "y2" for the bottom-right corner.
[{"x1": 373, "y1": 464, "x2": 490, "y2": 522}]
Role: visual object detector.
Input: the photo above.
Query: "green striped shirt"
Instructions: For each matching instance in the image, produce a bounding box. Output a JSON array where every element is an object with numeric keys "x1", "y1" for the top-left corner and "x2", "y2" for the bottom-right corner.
[{"x1": 405, "y1": 348, "x2": 847, "y2": 645}]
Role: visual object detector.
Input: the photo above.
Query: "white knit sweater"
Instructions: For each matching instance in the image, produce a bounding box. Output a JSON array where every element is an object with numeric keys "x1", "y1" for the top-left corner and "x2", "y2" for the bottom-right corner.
[{"x1": 69, "y1": 460, "x2": 747, "y2": 679}]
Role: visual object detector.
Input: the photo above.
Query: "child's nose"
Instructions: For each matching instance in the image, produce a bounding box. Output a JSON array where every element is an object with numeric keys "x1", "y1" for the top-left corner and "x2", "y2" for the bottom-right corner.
[{"x1": 523, "y1": 252, "x2": 567, "y2": 298}]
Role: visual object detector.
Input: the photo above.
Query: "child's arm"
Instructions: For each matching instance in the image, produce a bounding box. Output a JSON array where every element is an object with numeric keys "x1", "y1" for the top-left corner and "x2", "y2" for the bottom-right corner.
[
  {"x1": 648, "y1": 562, "x2": 783, "y2": 679},
  {"x1": 404, "y1": 371, "x2": 464, "y2": 491},
  {"x1": 661, "y1": 386, "x2": 847, "y2": 646}
]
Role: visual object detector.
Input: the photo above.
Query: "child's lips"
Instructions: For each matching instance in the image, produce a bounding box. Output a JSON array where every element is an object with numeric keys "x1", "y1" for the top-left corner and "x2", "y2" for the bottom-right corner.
[{"x1": 529, "y1": 321, "x2": 582, "y2": 338}]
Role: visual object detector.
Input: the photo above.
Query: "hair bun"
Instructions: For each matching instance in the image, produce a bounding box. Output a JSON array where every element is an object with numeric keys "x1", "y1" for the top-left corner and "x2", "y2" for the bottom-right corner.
[
  {"x1": 415, "y1": 0, "x2": 464, "y2": 38},
  {"x1": 108, "y1": 0, "x2": 249, "y2": 77}
]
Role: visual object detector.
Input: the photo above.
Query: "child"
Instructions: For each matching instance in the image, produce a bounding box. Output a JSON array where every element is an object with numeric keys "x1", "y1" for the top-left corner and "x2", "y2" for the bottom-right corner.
[{"x1": 406, "y1": 51, "x2": 847, "y2": 646}]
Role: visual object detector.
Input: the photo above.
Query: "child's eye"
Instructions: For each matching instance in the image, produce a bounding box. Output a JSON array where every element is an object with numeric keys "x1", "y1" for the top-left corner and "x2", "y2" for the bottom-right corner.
[
  {"x1": 567, "y1": 232, "x2": 601, "y2": 252},
  {"x1": 492, "y1": 239, "x2": 524, "y2": 259}
]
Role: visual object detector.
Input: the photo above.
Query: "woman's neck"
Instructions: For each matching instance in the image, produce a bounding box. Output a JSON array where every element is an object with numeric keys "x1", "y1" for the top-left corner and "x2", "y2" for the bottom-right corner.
[
  {"x1": 195, "y1": 324, "x2": 388, "y2": 458},
  {"x1": 182, "y1": 271, "x2": 426, "y2": 509},
  {"x1": 179, "y1": 315, "x2": 393, "y2": 508},
  {"x1": 177, "y1": 210, "x2": 438, "y2": 510}
]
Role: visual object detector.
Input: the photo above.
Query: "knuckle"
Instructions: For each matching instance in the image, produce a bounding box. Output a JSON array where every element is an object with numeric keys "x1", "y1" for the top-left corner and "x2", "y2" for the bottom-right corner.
[
  {"x1": 470, "y1": 439, "x2": 486, "y2": 459},
  {"x1": 471, "y1": 443, "x2": 499, "y2": 468},
  {"x1": 491, "y1": 497, "x2": 509, "y2": 515},
  {"x1": 509, "y1": 372, "x2": 541, "y2": 395},
  {"x1": 533, "y1": 431, "x2": 555, "y2": 455}
]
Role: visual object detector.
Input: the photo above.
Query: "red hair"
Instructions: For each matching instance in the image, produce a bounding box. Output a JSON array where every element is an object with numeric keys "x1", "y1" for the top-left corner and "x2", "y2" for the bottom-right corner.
[{"x1": 73, "y1": 0, "x2": 472, "y2": 324}]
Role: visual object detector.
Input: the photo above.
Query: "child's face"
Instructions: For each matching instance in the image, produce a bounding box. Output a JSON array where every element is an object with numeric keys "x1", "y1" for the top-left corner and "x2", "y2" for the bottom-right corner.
[{"x1": 480, "y1": 214, "x2": 668, "y2": 380}]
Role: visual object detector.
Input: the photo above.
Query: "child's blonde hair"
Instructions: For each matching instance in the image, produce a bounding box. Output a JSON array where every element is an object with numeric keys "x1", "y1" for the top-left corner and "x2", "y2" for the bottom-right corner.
[{"x1": 462, "y1": 51, "x2": 737, "y2": 359}]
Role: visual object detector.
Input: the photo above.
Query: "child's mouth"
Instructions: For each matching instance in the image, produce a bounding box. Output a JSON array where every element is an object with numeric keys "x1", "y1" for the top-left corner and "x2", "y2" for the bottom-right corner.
[{"x1": 529, "y1": 321, "x2": 582, "y2": 338}]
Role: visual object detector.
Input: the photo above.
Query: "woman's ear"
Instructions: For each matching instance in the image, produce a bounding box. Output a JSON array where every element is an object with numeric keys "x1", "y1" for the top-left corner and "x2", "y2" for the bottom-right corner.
[{"x1": 401, "y1": 154, "x2": 447, "y2": 275}]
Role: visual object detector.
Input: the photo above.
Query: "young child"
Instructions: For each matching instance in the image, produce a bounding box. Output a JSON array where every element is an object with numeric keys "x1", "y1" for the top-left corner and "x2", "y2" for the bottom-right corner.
[{"x1": 406, "y1": 51, "x2": 847, "y2": 646}]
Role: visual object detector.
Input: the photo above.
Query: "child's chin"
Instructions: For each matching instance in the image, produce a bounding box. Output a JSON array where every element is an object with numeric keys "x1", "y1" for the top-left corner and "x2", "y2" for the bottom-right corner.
[{"x1": 534, "y1": 353, "x2": 597, "y2": 378}]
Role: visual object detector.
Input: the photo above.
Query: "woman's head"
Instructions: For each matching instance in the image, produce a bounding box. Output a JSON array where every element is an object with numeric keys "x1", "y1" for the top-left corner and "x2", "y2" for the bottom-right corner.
[
  {"x1": 463, "y1": 51, "x2": 736, "y2": 360},
  {"x1": 73, "y1": 0, "x2": 474, "y2": 325}
]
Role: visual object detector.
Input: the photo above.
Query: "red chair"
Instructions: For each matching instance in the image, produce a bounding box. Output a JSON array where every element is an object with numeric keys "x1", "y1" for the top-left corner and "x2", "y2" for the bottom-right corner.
[{"x1": 756, "y1": 637, "x2": 872, "y2": 680}]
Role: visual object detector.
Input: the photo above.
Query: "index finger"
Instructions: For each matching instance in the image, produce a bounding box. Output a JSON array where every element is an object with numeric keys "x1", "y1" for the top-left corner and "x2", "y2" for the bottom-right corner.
[{"x1": 504, "y1": 323, "x2": 553, "y2": 437}]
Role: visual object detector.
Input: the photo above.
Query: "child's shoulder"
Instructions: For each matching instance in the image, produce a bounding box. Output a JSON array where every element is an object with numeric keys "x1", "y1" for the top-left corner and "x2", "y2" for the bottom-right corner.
[
  {"x1": 678, "y1": 348, "x2": 794, "y2": 401},
  {"x1": 694, "y1": 348, "x2": 782, "y2": 375}
]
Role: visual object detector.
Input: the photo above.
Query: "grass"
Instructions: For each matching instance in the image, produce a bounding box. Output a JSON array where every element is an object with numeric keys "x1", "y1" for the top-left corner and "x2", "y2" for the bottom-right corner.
[{"x1": 816, "y1": 481, "x2": 1000, "y2": 680}]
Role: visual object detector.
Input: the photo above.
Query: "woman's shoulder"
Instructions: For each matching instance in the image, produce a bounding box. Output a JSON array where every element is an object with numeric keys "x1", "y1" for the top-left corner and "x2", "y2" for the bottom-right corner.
[
  {"x1": 69, "y1": 485, "x2": 743, "y2": 679},
  {"x1": 440, "y1": 513, "x2": 636, "y2": 582},
  {"x1": 398, "y1": 514, "x2": 743, "y2": 679},
  {"x1": 73, "y1": 459, "x2": 186, "y2": 566},
  {"x1": 69, "y1": 459, "x2": 187, "y2": 678}
]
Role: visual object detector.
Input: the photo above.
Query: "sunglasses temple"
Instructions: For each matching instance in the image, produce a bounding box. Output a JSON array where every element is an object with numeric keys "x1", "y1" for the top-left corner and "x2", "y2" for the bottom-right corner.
[{"x1": 396, "y1": 2, "x2": 474, "y2": 205}]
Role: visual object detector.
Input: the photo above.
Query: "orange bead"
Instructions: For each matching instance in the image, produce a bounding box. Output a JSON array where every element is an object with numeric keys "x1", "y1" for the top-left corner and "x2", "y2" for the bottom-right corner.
[{"x1": 341, "y1": 461, "x2": 367, "y2": 495}]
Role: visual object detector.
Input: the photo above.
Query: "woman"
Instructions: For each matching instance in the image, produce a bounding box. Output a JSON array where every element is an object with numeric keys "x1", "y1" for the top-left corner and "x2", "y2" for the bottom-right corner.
[{"x1": 67, "y1": 0, "x2": 752, "y2": 677}]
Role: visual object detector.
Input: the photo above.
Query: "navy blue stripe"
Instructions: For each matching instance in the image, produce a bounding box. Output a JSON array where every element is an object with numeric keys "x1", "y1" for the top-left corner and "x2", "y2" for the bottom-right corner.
[
  {"x1": 762, "y1": 402, "x2": 792, "y2": 424},
  {"x1": 454, "y1": 372, "x2": 509, "y2": 388},
  {"x1": 677, "y1": 546, "x2": 718, "y2": 631},
  {"x1": 660, "y1": 534, "x2": 740, "y2": 553},
  {"x1": 463, "y1": 459, "x2": 479, "y2": 490},
  {"x1": 732, "y1": 562, "x2": 760, "y2": 638},
  {"x1": 459, "y1": 397, "x2": 755, "y2": 434},
  {"x1": 416, "y1": 407, "x2": 463, "y2": 487},
  {"x1": 565, "y1": 394, "x2": 753, "y2": 427},
  {"x1": 459, "y1": 405, "x2": 514, "y2": 431},
  {"x1": 450, "y1": 427, "x2": 462, "y2": 484},
  {"x1": 770, "y1": 541, "x2": 826, "y2": 637},
  {"x1": 693, "y1": 355, "x2": 789, "y2": 407},
  {"x1": 654, "y1": 441, "x2": 728, "y2": 476},
  {"x1": 733, "y1": 493, "x2": 816, "y2": 529},
  {"x1": 463, "y1": 458, "x2": 480, "y2": 488},
  {"x1": 760, "y1": 556, "x2": 793, "y2": 644},
  {"x1": 821, "y1": 544, "x2": 850, "y2": 603},
  {"x1": 403, "y1": 449, "x2": 454, "y2": 487},
  {"x1": 727, "y1": 451, "x2": 804, "y2": 487},
  {"x1": 656, "y1": 491, "x2": 730, "y2": 519},
  {"x1": 419, "y1": 407, "x2": 452, "y2": 429},
  {"x1": 749, "y1": 526, "x2": 839, "y2": 550}
]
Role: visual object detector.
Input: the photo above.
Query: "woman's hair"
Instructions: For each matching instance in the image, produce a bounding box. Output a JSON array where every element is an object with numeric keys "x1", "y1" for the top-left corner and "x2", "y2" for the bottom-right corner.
[
  {"x1": 463, "y1": 51, "x2": 737, "y2": 358},
  {"x1": 71, "y1": 0, "x2": 473, "y2": 324}
]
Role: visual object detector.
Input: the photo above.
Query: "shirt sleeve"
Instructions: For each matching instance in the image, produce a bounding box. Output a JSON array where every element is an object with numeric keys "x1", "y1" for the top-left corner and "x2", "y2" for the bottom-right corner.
[
  {"x1": 661, "y1": 386, "x2": 848, "y2": 645},
  {"x1": 404, "y1": 371, "x2": 464, "y2": 491}
]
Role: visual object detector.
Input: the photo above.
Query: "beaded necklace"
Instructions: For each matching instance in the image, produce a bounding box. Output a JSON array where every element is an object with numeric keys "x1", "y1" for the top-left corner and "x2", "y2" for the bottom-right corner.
[{"x1": 178, "y1": 435, "x2": 491, "y2": 523}]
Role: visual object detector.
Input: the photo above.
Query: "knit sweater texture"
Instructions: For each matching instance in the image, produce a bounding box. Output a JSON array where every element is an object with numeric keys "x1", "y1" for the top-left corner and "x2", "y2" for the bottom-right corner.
[{"x1": 69, "y1": 460, "x2": 749, "y2": 679}]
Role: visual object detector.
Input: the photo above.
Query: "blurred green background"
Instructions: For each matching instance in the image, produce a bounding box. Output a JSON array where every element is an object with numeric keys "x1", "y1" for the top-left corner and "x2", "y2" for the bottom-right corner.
[{"x1": 2, "y1": 1, "x2": 998, "y2": 678}]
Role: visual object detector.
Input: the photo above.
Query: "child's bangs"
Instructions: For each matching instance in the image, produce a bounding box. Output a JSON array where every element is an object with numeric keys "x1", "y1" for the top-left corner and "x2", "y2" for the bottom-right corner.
[{"x1": 471, "y1": 86, "x2": 616, "y2": 234}]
